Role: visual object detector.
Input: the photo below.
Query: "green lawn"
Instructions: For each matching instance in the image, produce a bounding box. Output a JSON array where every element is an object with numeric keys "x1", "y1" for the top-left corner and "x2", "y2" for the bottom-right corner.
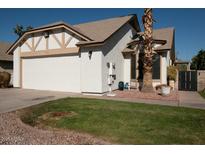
[
  {"x1": 19, "y1": 97, "x2": 205, "y2": 144},
  {"x1": 199, "y1": 90, "x2": 205, "y2": 99}
]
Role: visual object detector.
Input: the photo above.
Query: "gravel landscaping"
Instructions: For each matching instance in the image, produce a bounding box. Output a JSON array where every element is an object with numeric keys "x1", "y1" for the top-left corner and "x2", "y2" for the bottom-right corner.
[
  {"x1": 0, "y1": 112, "x2": 109, "y2": 145},
  {"x1": 114, "y1": 89, "x2": 179, "y2": 102}
]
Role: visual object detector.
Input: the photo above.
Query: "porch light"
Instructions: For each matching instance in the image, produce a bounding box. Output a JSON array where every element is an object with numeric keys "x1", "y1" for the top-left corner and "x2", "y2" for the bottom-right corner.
[
  {"x1": 88, "y1": 50, "x2": 93, "y2": 59},
  {"x1": 43, "y1": 31, "x2": 49, "y2": 38}
]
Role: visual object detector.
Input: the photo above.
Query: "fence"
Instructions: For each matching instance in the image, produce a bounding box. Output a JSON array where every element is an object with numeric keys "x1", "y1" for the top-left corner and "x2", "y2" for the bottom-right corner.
[{"x1": 197, "y1": 70, "x2": 205, "y2": 91}]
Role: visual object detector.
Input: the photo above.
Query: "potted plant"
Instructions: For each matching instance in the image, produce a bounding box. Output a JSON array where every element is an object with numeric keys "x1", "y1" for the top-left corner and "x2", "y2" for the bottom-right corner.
[
  {"x1": 167, "y1": 66, "x2": 177, "y2": 90},
  {"x1": 161, "y1": 85, "x2": 171, "y2": 96}
]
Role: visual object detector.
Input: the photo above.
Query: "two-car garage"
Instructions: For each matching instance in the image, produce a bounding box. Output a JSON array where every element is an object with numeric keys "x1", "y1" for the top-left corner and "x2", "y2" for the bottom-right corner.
[{"x1": 22, "y1": 55, "x2": 81, "y2": 92}]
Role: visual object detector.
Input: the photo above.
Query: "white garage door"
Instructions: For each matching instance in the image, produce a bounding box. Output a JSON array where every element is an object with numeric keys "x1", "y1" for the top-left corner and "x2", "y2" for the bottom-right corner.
[{"x1": 22, "y1": 55, "x2": 81, "y2": 92}]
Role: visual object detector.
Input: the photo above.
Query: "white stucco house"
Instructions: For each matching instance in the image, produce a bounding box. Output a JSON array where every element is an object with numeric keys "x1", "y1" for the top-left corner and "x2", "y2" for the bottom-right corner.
[{"x1": 7, "y1": 14, "x2": 175, "y2": 94}]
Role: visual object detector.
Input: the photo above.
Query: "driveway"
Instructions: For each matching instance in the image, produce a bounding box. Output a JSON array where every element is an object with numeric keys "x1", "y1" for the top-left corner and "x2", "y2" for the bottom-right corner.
[
  {"x1": 179, "y1": 91, "x2": 205, "y2": 109},
  {"x1": 0, "y1": 88, "x2": 78, "y2": 113}
]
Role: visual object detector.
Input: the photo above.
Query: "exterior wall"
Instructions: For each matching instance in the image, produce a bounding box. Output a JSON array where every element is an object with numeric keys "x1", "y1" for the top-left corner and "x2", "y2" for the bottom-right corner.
[
  {"x1": 80, "y1": 47, "x2": 103, "y2": 93},
  {"x1": 101, "y1": 23, "x2": 136, "y2": 92},
  {"x1": 22, "y1": 55, "x2": 81, "y2": 92},
  {"x1": 13, "y1": 47, "x2": 20, "y2": 87},
  {"x1": 197, "y1": 70, "x2": 205, "y2": 91},
  {"x1": 123, "y1": 55, "x2": 131, "y2": 84},
  {"x1": 166, "y1": 50, "x2": 171, "y2": 66},
  {"x1": 161, "y1": 52, "x2": 167, "y2": 84}
]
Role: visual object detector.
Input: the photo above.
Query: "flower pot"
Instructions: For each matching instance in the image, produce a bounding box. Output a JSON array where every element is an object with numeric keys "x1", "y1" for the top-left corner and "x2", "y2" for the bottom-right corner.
[
  {"x1": 169, "y1": 80, "x2": 175, "y2": 90},
  {"x1": 161, "y1": 86, "x2": 171, "y2": 96}
]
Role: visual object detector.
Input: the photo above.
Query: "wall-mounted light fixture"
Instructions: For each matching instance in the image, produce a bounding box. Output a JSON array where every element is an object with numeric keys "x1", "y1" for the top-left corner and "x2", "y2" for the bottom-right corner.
[
  {"x1": 88, "y1": 50, "x2": 93, "y2": 59},
  {"x1": 43, "y1": 31, "x2": 49, "y2": 38}
]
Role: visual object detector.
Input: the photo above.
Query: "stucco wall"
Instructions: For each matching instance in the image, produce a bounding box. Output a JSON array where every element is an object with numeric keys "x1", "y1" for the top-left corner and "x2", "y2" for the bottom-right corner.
[
  {"x1": 13, "y1": 47, "x2": 20, "y2": 87},
  {"x1": 197, "y1": 70, "x2": 205, "y2": 91},
  {"x1": 101, "y1": 23, "x2": 136, "y2": 92},
  {"x1": 161, "y1": 52, "x2": 167, "y2": 84},
  {"x1": 80, "y1": 47, "x2": 103, "y2": 93}
]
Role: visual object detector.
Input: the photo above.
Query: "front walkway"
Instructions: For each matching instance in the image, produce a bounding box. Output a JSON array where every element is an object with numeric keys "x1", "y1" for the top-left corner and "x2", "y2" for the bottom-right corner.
[{"x1": 178, "y1": 91, "x2": 205, "y2": 109}]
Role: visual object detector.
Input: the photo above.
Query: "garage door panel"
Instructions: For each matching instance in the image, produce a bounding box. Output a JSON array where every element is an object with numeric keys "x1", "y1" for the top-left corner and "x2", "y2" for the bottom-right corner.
[{"x1": 22, "y1": 55, "x2": 81, "y2": 92}]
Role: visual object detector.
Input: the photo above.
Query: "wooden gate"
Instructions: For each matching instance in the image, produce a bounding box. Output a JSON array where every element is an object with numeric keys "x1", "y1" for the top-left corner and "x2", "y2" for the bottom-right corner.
[{"x1": 178, "y1": 71, "x2": 197, "y2": 91}]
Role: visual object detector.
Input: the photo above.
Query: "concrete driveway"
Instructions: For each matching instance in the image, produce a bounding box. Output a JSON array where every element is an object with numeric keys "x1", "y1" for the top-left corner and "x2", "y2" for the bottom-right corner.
[{"x1": 0, "y1": 88, "x2": 78, "y2": 113}]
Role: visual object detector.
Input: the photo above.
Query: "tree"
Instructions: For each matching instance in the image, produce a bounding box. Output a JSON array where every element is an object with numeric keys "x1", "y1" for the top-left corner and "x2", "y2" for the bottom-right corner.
[
  {"x1": 141, "y1": 8, "x2": 154, "y2": 92},
  {"x1": 13, "y1": 24, "x2": 33, "y2": 37},
  {"x1": 190, "y1": 49, "x2": 205, "y2": 70}
]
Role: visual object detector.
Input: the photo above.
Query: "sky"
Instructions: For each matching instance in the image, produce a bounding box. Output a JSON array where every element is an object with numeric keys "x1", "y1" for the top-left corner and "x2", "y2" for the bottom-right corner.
[{"x1": 0, "y1": 8, "x2": 205, "y2": 61}]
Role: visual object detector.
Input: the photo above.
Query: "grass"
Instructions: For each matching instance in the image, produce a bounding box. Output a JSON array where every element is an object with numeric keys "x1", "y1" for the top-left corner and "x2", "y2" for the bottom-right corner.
[
  {"x1": 199, "y1": 89, "x2": 205, "y2": 99},
  {"x1": 19, "y1": 97, "x2": 205, "y2": 144}
]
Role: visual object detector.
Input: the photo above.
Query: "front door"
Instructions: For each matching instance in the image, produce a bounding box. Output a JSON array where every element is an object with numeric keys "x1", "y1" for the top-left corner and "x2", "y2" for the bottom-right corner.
[{"x1": 131, "y1": 54, "x2": 136, "y2": 79}]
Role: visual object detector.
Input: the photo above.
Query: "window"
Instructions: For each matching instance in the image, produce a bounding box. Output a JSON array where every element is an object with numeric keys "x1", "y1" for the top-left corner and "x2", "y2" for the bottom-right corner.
[
  {"x1": 131, "y1": 54, "x2": 136, "y2": 79},
  {"x1": 152, "y1": 54, "x2": 160, "y2": 79}
]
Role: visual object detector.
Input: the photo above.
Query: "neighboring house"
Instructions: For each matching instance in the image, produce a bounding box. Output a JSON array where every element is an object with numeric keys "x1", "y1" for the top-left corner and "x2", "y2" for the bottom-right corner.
[
  {"x1": 7, "y1": 14, "x2": 175, "y2": 93},
  {"x1": 174, "y1": 60, "x2": 190, "y2": 71},
  {"x1": 0, "y1": 41, "x2": 13, "y2": 74}
]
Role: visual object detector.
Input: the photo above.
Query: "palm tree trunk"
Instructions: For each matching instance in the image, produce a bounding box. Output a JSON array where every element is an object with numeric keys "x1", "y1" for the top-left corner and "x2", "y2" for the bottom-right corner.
[{"x1": 141, "y1": 8, "x2": 154, "y2": 92}]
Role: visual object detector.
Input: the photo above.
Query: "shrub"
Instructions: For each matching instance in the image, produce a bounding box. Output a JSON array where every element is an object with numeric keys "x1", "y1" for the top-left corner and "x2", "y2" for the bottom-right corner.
[{"x1": 167, "y1": 66, "x2": 177, "y2": 81}]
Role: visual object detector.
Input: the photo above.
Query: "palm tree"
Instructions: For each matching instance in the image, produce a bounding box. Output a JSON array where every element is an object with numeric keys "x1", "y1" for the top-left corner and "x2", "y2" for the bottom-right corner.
[
  {"x1": 141, "y1": 8, "x2": 154, "y2": 92},
  {"x1": 13, "y1": 25, "x2": 33, "y2": 37},
  {"x1": 13, "y1": 24, "x2": 24, "y2": 37}
]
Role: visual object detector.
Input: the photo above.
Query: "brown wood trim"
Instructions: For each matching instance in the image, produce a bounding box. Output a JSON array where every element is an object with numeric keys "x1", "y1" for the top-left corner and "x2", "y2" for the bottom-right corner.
[
  {"x1": 62, "y1": 29, "x2": 65, "y2": 48},
  {"x1": 25, "y1": 41, "x2": 33, "y2": 51},
  {"x1": 34, "y1": 36, "x2": 43, "y2": 51},
  {"x1": 65, "y1": 36, "x2": 73, "y2": 48},
  {"x1": 51, "y1": 31, "x2": 62, "y2": 48},
  {"x1": 46, "y1": 38, "x2": 49, "y2": 50},
  {"x1": 24, "y1": 25, "x2": 90, "y2": 41},
  {"x1": 32, "y1": 34, "x2": 34, "y2": 51},
  {"x1": 20, "y1": 47, "x2": 80, "y2": 58}
]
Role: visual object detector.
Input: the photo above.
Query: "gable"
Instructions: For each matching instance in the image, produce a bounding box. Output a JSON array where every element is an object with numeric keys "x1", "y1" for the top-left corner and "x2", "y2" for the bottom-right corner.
[{"x1": 7, "y1": 24, "x2": 91, "y2": 54}]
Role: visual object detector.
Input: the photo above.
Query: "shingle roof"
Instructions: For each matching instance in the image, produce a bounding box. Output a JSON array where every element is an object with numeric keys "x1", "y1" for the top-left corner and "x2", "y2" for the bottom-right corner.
[
  {"x1": 27, "y1": 15, "x2": 135, "y2": 44},
  {"x1": 32, "y1": 21, "x2": 92, "y2": 40},
  {"x1": 0, "y1": 42, "x2": 13, "y2": 61},
  {"x1": 74, "y1": 15, "x2": 134, "y2": 44},
  {"x1": 7, "y1": 14, "x2": 139, "y2": 54},
  {"x1": 138, "y1": 27, "x2": 174, "y2": 51}
]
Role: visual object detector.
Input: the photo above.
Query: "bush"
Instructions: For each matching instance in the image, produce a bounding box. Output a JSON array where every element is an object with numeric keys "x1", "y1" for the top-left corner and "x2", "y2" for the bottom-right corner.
[{"x1": 167, "y1": 66, "x2": 177, "y2": 81}]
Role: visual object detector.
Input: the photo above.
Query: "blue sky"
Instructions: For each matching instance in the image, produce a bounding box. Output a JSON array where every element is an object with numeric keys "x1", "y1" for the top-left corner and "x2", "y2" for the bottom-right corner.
[{"x1": 0, "y1": 8, "x2": 205, "y2": 61}]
